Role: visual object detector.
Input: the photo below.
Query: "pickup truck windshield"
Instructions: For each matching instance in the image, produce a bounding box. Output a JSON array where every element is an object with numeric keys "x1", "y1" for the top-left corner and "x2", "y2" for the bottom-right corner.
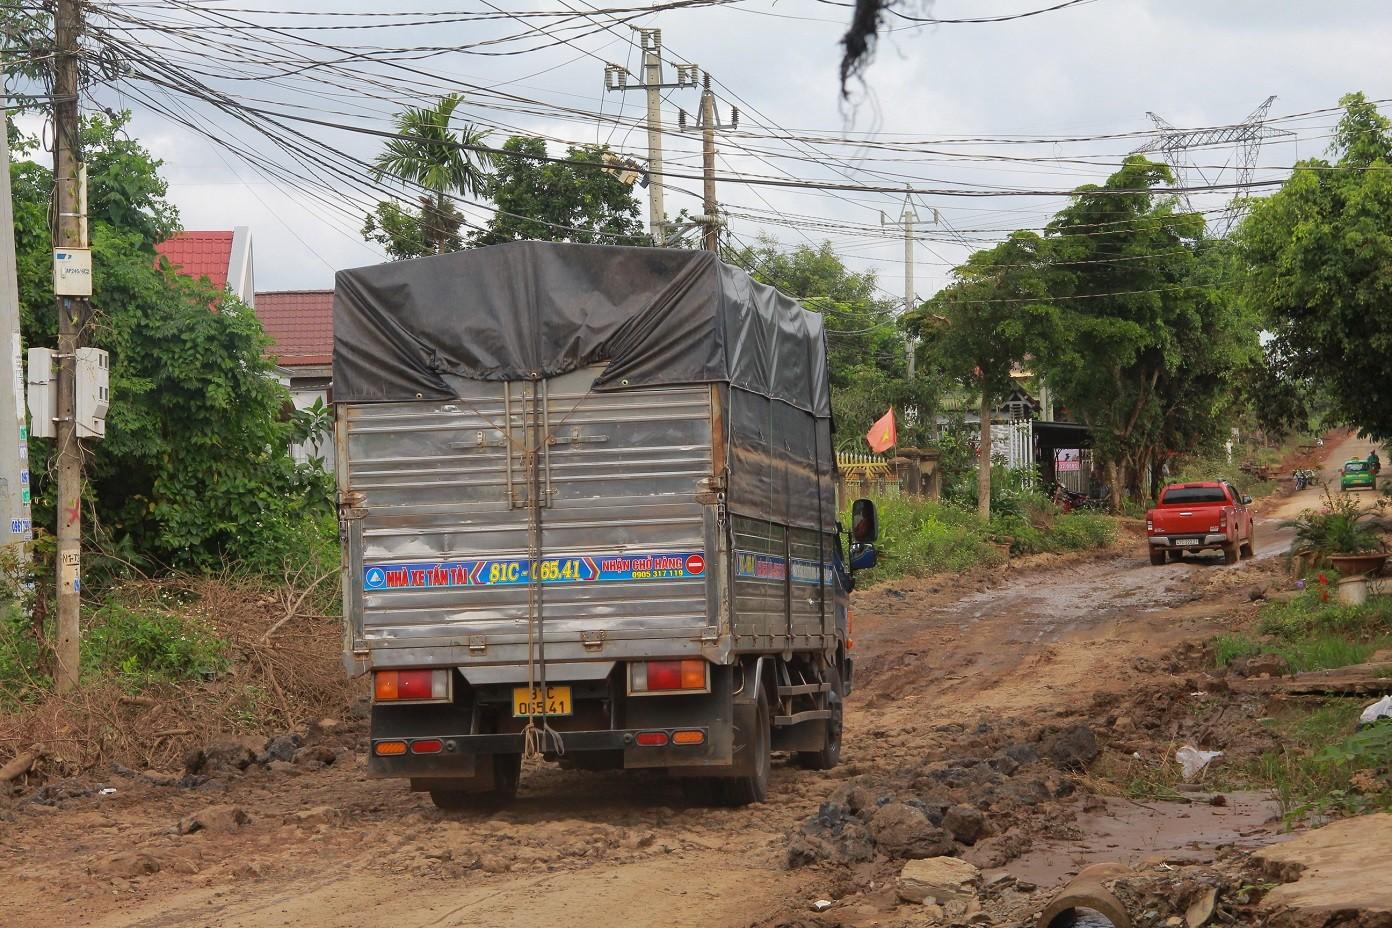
[{"x1": 1160, "y1": 487, "x2": 1229, "y2": 505}]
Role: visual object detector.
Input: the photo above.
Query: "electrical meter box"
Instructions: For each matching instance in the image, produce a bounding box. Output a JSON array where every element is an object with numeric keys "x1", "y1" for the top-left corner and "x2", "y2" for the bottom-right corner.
[
  {"x1": 26, "y1": 347, "x2": 54, "y2": 439},
  {"x1": 76, "y1": 347, "x2": 109, "y2": 440},
  {"x1": 26, "y1": 346, "x2": 109, "y2": 440}
]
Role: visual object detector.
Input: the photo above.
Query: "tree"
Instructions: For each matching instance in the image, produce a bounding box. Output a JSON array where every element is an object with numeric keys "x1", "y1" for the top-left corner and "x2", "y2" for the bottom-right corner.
[
  {"x1": 15, "y1": 112, "x2": 331, "y2": 575},
  {"x1": 470, "y1": 136, "x2": 649, "y2": 246},
  {"x1": 919, "y1": 231, "x2": 1054, "y2": 520},
  {"x1": 724, "y1": 238, "x2": 941, "y2": 450},
  {"x1": 1238, "y1": 92, "x2": 1392, "y2": 440},
  {"x1": 363, "y1": 94, "x2": 493, "y2": 259},
  {"x1": 1030, "y1": 156, "x2": 1228, "y2": 508}
]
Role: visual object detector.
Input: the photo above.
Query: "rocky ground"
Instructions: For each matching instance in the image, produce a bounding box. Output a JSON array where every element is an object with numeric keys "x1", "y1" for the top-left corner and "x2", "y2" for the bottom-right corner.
[{"x1": 2, "y1": 433, "x2": 1387, "y2": 928}]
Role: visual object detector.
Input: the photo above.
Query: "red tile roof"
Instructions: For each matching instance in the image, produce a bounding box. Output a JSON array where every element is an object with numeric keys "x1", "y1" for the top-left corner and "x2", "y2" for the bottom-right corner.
[
  {"x1": 154, "y1": 231, "x2": 235, "y2": 290},
  {"x1": 254, "y1": 290, "x2": 334, "y2": 367}
]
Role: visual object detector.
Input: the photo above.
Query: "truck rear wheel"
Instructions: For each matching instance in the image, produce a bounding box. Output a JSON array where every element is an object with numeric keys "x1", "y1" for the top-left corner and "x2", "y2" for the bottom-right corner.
[
  {"x1": 1241, "y1": 527, "x2": 1255, "y2": 559},
  {"x1": 719, "y1": 685, "x2": 771, "y2": 806},
  {"x1": 1222, "y1": 542, "x2": 1239, "y2": 565},
  {"x1": 427, "y1": 752, "x2": 522, "y2": 810},
  {"x1": 797, "y1": 666, "x2": 843, "y2": 771},
  {"x1": 1149, "y1": 548, "x2": 1166, "y2": 566}
]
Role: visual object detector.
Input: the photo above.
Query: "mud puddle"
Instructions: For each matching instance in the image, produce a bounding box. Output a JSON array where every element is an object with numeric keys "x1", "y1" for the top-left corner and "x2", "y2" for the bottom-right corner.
[{"x1": 1002, "y1": 791, "x2": 1285, "y2": 890}]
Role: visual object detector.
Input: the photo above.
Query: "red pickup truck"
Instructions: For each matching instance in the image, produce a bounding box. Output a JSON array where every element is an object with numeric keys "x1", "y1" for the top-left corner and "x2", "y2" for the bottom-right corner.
[{"x1": 1146, "y1": 481, "x2": 1255, "y2": 566}]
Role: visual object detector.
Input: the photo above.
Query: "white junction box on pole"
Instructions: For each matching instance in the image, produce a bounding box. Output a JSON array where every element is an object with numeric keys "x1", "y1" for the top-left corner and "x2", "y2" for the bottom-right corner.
[
  {"x1": 26, "y1": 347, "x2": 55, "y2": 439},
  {"x1": 75, "y1": 346, "x2": 108, "y2": 439},
  {"x1": 27, "y1": 346, "x2": 108, "y2": 440},
  {"x1": 52, "y1": 247, "x2": 92, "y2": 296}
]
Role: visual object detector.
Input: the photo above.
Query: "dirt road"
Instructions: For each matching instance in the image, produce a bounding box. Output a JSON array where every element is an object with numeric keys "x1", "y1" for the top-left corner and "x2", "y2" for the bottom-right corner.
[{"x1": 0, "y1": 447, "x2": 1344, "y2": 928}]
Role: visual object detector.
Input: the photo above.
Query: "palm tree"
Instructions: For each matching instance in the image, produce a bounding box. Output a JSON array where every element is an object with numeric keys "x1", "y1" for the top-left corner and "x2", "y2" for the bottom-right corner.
[{"x1": 370, "y1": 94, "x2": 493, "y2": 255}]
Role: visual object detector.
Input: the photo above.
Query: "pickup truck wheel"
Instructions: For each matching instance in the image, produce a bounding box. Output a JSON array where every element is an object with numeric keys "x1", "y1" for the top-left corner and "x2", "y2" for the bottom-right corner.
[
  {"x1": 719, "y1": 685, "x2": 771, "y2": 806},
  {"x1": 1166, "y1": 550, "x2": 1184, "y2": 563},
  {"x1": 1222, "y1": 542, "x2": 1239, "y2": 565},
  {"x1": 797, "y1": 666, "x2": 843, "y2": 770},
  {"x1": 1241, "y1": 527, "x2": 1256, "y2": 559},
  {"x1": 1149, "y1": 548, "x2": 1166, "y2": 566}
]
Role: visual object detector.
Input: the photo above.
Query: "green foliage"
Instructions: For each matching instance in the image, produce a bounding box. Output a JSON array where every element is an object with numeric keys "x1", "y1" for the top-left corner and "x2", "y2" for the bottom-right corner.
[
  {"x1": 83, "y1": 598, "x2": 228, "y2": 682},
  {"x1": 14, "y1": 113, "x2": 333, "y2": 575},
  {"x1": 1213, "y1": 633, "x2": 1263, "y2": 668},
  {"x1": 725, "y1": 238, "x2": 942, "y2": 450},
  {"x1": 1283, "y1": 491, "x2": 1384, "y2": 557},
  {"x1": 1248, "y1": 701, "x2": 1392, "y2": 818},
  {"x1": 1238, "y1": 92, "x2": 1392, "y2": 441},
  {"x1": 471, "y1": 136, "x2": 650, "y2": 247},
  {"x1": 850, "y1": 495, "x2": 1114, "y2": 583},
  {"x1": 0, "y1": 598, "x2": 45, "y2": 705},
  {"x1": 1214, "y1": 591, "x2": 1392, "y2": 675}
]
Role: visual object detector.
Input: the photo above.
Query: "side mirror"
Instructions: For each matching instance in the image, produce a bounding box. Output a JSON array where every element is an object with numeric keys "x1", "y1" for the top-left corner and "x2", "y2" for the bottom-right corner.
[
  {"x1": 1242, "y1": 495, "x2": 1253, "y2": 505},
  {"x1": 850, "y1": 543, "x2": 878, "y2": 572},
  {"x1": 851, "y1": 498, "x2": 878, "y2": 544}
]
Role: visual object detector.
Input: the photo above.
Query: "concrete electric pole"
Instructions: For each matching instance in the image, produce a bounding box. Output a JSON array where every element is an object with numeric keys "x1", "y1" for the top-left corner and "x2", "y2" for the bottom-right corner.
[
  {"x1": 678, "y1": 73, "x2": 738, "y2": 252},
  {"x1": 880, "y1": 195, "x2": 938, "y2": 379},
  {"x1": 51, "y1": 0, "x2": 91, "y2": 693},
  {"x1": 0, "y1": 115, "x2": 32, "y2": 560},
  {"x1": 603, "y1": 28, "x2": 699, "y2": 245}
]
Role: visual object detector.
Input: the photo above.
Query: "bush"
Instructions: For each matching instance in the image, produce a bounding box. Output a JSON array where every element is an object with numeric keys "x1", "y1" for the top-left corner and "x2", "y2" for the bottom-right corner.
[
  {"x1": 852, "y1": 494, "x2": 1117, "y2": 584},
  {"x1": 83, "y1": 597, "x2": 228, "y2": 682}
]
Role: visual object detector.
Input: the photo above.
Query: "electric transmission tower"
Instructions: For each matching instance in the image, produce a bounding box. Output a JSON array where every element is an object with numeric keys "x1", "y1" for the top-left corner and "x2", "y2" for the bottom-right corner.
[{"x1": 1133, "y1": 95, "x2": 1295, "y2": 236}]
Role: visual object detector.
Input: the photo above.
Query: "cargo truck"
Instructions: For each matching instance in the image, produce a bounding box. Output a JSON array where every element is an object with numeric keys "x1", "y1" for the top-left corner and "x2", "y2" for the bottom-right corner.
[{"x1": 333, "y1": 242, "x2": 879, "y2": 809}]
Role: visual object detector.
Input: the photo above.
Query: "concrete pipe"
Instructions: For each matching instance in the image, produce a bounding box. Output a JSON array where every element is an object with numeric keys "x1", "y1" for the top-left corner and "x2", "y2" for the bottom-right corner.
[{"x1": 1036, "y1": 863, "x2": 1133, "y2": 928}]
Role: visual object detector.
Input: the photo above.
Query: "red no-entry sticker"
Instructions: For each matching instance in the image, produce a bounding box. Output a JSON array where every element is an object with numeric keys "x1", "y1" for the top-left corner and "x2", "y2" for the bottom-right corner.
[{"x1": 686, "y1": 554, "x2": 706, "y2": 575}]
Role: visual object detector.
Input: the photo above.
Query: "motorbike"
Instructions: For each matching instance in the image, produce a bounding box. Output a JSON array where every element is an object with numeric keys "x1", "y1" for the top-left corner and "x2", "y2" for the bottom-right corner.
[{"x1": 1292, "y1": 468, "x2": 1316, "y2": 490}]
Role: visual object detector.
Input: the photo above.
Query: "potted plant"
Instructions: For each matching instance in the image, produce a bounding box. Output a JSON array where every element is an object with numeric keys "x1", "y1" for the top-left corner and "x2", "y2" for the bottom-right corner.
[{"x1": 1284, "y1": 491, "x2": 1387, "y2": 575}]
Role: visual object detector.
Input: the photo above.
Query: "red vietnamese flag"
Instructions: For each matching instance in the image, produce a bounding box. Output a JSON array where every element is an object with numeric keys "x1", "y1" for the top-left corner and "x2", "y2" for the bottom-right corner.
[{"x1": 866, "y1": 408, "x2": 897, "y2": 454}]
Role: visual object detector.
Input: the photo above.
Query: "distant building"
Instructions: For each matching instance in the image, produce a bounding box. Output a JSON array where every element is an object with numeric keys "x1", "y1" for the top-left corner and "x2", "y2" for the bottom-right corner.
[
  {"x1": 153, "y1": 228, "x2": 255, "y2": 306},
  {"x1": 255, "y1": 290, "x2": 335, "y2": 469}
]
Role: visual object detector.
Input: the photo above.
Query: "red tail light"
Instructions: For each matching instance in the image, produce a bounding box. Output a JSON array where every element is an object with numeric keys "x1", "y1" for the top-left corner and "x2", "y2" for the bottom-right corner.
[
  {"x1": 374, "y1": 669, "x2": 451, "y2": 702},
  {"x1": 410, "y1": 739, "x2": 443, "y2": 754},
  {"x1": 635, "y1": 731, "x2": 669, "y2": 746},
  {"x1": 629, "y1": 660, "x2": 709, "y2": 694}
]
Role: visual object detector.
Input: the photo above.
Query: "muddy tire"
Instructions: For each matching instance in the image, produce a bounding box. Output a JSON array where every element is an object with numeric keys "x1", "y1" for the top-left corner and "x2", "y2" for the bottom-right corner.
[
  {"x1": 797, "y1": 665, "x2": 843, "y2": 771},
  {"x1": 428, "y1": 752, "x2": 521, "y2": 810},
  {"x1": 1241, "y1": 527, "x2": 1255, "y2": 559},
  {"x1": 679, "y1": 777, "x2": 721, "y2": 805},
  {"x1": 1166, "y1": 550, "x2": 1184, "y2": 563},
  {"x1": 1222, "y1": 542, "x2": 1239, "y2": 565},
  {"x1": 720, "y1": 686, "x2": 771, "y2": 806},
  {"x1": 1149, "y1": 547, "x2": 1166, "y2": 566}
]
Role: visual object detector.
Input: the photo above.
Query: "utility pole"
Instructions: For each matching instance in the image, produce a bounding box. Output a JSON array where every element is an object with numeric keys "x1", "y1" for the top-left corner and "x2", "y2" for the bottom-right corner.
[
  {"x1": 0, "y1": 113, "x2": 32, "y2": 560},
  {"x1": 52, "y1": 0, "x2": 90, "y2": 693},
  {"x1": 880, "y1": 194, "x2": 938, "y2": 379},
  {"x1": 603, "y1": 29, "x2": 699, "y2": 245},
  {"x1": 679, "y1": 73, "x2": 738, "y2": 252}
]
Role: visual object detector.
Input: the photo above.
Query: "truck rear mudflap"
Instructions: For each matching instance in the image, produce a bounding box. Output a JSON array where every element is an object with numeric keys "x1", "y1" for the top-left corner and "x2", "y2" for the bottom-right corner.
[{"x1": 368, "y1": 665, "x2": 737, "y2": 778}]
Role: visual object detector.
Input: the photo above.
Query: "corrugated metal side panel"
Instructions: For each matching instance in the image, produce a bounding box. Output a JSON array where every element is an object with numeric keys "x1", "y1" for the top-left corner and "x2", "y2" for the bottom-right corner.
[
  {"x1": 731, "y1": 514, "x2": 786, "y2": 646},
  {"x1": 342, "y1": 367, "x2": 712, "y2": 664}
]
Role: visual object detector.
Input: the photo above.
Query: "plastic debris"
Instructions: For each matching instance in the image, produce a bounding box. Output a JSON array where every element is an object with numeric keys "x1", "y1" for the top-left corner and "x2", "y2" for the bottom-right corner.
[
  {"x1": 1175, "y1": 745, "x2": 1223, "y2": 781},
  {"x1": 810, "y1": 900, "x2": 833, "y2": 913},
  {"x1": 98, "y1": 787, "x2": 117, "y2": 796},
  {"x1": 1360, "y1": 695, "x2": 1392, "y2": 729}
]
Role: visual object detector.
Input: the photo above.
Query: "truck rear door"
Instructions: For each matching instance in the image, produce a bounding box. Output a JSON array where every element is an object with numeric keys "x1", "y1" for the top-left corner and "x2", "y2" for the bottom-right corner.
[{"x1": 341, "y1": 365, "x2": 717, "y2": 672}]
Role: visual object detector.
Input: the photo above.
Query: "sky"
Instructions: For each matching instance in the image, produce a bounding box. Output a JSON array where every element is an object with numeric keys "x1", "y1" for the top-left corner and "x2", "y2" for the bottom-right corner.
[{"x1": 53, "y1": 0, "x2": 1392, "y2": 301}]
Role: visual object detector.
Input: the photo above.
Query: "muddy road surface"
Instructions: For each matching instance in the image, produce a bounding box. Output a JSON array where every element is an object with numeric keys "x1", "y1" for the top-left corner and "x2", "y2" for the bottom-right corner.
[{"x1": 0, "y1": 471, "x2": 1329, "y2": 928}]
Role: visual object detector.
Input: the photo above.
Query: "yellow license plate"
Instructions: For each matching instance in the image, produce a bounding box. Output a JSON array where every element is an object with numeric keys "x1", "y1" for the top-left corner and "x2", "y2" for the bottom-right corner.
[{"x1": 512, "y1": 685, "x2": 572, "y2": 717}]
